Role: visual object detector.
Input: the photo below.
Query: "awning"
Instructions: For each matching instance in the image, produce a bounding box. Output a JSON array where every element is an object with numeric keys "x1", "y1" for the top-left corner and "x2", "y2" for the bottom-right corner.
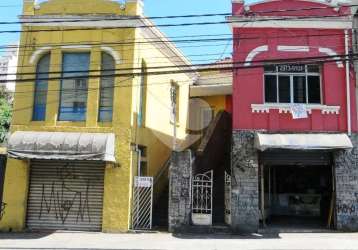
[
  {"x1": 255, "y1": 133, "x2": 353, "y2": 151},
  {"x1": 8, "y1": 131, "x2": 116, "y2": 162}
]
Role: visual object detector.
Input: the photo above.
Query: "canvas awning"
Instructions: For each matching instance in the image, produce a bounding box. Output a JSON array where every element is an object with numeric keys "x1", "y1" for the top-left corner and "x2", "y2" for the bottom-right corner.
[
  {"x1": 8, "y1": 131, "x2": 116, "y2": 162},
  {"x1": 255, "y1": 133, "x2": 353, "y2": 151}
]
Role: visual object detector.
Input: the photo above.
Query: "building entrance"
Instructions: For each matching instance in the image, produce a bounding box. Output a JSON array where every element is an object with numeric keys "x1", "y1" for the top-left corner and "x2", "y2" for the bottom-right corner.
[{"x1": 260, "y1": 150, "x2": 335, "y2": 230}]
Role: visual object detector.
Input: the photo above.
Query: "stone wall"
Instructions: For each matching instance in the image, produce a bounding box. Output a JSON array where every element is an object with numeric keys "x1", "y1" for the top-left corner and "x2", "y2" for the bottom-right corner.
[
  {"x1": 334, "y1": 133, "x2": 358, "y2": 231},
  {"x1": 168, "y1": 150, "x2": 192, "y2": 233},
  {"x1": 231, "y1": 130, "x2": 259, "y2": 233}
]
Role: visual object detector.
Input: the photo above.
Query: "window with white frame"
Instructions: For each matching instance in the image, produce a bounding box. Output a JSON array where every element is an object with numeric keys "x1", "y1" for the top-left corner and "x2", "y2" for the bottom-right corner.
[{"x1": 264, "y1": 64, "x2": 321, "y2": 104}]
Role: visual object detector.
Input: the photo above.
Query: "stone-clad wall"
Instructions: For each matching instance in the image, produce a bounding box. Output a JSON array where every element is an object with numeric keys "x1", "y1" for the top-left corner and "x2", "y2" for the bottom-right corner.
[
  {"x1": 168, "y1": 150, "x2": 192, "y2": 233},
  {"x1": 334, "y1": 133, "x2": 358, "y2": 231},
  {"x1": 231, "y1": 130, "x2": 259, "y2": 233}
]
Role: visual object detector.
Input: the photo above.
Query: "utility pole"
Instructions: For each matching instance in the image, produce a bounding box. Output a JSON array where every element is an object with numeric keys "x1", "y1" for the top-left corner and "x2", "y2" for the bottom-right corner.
[{"x1": 170, "y1": 81, "x2": 177, "y2": 151}]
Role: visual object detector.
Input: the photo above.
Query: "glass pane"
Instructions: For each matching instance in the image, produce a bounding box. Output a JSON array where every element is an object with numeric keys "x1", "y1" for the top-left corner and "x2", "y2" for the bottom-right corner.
[
  {"x1": 33, "y1": 54, "x2": 50, "y2": 121},
  {"x1": 99, "y1": 53, "x2": 115, "y2": 122},
  {"x1": 59, "y1": 53, "x2": 90, "y2": 121},
  {"x1": 293, "y1": 76, "x2": 306, "y2": 103},
  {"x1": 264, "y1": 65, "x2": 276, "y2": 73},
  {"x1": 278, "y1": 76, "x2": 291, "y2": 103},
  {"x1": 264, "y1": 75, "x2": 277, "y2": 102},
  {"x1": 307, "y1": 65, "x2": 320, "y2": 73},
  {"x1": 308, "y1": 76, "x2": 321, "y2": 104}
]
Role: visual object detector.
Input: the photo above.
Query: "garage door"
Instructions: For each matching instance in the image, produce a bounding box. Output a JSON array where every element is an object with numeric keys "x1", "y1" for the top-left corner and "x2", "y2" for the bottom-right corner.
[{"x1": 27, "y1": 160, "x2": 105, "y2": 231}]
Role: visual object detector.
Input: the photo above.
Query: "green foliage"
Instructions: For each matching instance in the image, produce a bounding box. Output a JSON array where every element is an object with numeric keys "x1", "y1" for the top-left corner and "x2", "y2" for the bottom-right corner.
[{"x1": 0, "y1": 88, "x2": 12, "y2": 143}]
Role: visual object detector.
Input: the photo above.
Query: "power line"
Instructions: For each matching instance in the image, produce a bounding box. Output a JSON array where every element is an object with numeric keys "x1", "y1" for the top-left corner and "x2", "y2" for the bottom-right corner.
[
  {"x1": 1, "y1": 53, "x2": 352, "y2": 79},
  {"x1": 0, "y1": 31, "x2": 344, "y2": 51},
  {"x1": 0, "y1": 13, "x2": 352, "y2": 34},
  {"x1": 0, "y1": 31, "x2": 348, "y2": 63},
  {"x1": 1, "y1": 3, "x2": 356, "y2": 25},
  {"x1": 7, "y1": 56, "x2": 357, "y2": 114},
  {"x1": 2, "y1": 53, "x2": 355, "y2": 84}
]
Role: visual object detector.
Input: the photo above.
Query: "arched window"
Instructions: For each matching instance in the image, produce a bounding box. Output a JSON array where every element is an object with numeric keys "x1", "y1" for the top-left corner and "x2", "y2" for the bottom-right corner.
[
  {"x1": 59, "y1": 53, "x2": 90, "y2": 121},
  {"x1": 99, "y1": 52, "x2": 115, "y2": 122},
  {"x1": 33, "y1": 53, "x2": 50, "y2": 121},
  {"x1": 138, "y1": 60, "x2": 147, "y2": 127}
]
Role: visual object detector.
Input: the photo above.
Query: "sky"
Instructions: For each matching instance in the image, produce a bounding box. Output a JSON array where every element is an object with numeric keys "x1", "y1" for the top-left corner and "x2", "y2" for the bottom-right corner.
[{"x1": 0, "y1": 0, "x2": 257, "y2": 63}]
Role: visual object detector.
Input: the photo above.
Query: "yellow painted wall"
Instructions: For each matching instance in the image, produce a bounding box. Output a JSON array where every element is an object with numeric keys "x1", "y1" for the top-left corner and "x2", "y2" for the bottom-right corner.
[
  {"x1": 0, "y1": 0, "x2": 193, "y2": 233},
  {"x1": 131, "y1": 30, "x2": 194, "y2": 178},
  {"x1": 0, "y1": 159, "x2": 29, "y2": 232},
  {"x1": 201, "y1": 95, "x2": 227, "y2": 116}
]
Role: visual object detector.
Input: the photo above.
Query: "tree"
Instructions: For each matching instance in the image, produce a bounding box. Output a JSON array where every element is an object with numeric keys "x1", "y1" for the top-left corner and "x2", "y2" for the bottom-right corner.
[{"x1": 0, "y1": 87, "x2": 12, "y2": 144}]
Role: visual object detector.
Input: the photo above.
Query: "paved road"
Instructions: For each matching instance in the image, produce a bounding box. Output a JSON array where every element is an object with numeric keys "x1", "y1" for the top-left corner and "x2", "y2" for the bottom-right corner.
[{"x1": 1, "y1": 232, "x2": 358, "y2": 250}]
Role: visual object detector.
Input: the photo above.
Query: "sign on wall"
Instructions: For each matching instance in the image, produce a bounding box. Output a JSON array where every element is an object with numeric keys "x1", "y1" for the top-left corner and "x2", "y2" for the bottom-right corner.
[
  {"x1": 290, "y1": 104, "x2": 308, "y2": 119},
  {"x1": 278, "y1": 64, "x2": 305, "y2": 73},
  {"x1": 134, "y1": 176, "x2": 153, "y2": 188}
]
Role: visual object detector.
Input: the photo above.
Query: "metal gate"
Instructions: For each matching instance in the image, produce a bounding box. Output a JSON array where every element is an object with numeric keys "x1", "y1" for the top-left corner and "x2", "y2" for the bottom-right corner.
[
  {"x1": 27, "y1": 160, "x2": 105, "y2": 231},
  {"x1": 192, "y1": 170, "x2": 213, "y2": 226},
  {"x1": 224, "y1": 171, "x2": 231, "y2": 225},
  {"x1": 131, "y1": 176, "x2": 153, "y2": 230}
]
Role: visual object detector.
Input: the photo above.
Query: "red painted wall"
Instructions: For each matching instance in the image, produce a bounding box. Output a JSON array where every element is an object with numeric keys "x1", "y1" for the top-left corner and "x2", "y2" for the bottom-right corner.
[{"x1": 232, "y1": 0, "x2": 357, "y2": 132}]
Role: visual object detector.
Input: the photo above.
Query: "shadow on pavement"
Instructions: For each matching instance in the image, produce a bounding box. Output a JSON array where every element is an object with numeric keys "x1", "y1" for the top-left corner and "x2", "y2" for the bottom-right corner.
[
  {"x1": 173, "y1": 232, "x2": 281, "y2": 239},
  {"x1": 0, "y1": 230, "x2": 103, "y2": 240}
]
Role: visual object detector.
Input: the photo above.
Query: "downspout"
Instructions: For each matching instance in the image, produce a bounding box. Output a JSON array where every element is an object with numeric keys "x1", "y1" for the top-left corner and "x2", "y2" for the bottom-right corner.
[
  {"x1": 136, "y1": 145, "x2": 142, "y2": 176},
  {"x1": 345, "y1": 29, "x2": 352, "y2": 136}
]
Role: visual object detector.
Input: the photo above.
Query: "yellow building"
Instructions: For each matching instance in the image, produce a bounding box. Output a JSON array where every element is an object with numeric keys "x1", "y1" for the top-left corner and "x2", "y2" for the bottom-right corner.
[
  {"x1": 190, "y1": 58, "x2": 233, "y2": 118},
  {"x1": 0, "y1": 0, "x2": 196, "y2": 232}
]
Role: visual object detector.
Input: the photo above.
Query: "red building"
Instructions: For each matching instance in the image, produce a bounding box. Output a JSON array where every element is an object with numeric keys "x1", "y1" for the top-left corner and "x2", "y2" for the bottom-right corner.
[{"x1": 229, "y1": 0, "x2": 358, "y2": 232}]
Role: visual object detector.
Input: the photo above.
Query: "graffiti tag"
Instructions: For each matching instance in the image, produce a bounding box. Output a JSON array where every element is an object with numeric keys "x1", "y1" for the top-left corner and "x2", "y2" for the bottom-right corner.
[
  {"x1": 38, "y1": 164, "x2": 91, "y2": 224},
  {"x1": 0, "y1": 202, "x2": 6, "y2": 221},
  {"x1": 337, "y1": 203, "x2": 356, "y2": 215}
]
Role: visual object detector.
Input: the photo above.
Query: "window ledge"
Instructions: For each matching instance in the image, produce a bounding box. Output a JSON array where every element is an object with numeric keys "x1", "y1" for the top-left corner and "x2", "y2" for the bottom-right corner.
[{"x1": 251, "y1": 104, "x2": 340, "y2": 115}]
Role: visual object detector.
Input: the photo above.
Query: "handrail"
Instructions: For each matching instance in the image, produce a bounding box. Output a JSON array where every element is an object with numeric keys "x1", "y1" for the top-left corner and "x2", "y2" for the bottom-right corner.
[
  {"x1": 197, "y1": 110, "x2": 225, "y2": 155},
  {"x1": 153, "y1": 156, "x2": 171, "y2": 185}
]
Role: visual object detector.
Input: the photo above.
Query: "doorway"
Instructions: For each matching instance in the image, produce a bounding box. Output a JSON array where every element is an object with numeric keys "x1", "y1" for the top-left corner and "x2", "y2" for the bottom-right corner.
[{"x1": 260, "y1": 150, "x2": 335, "y2": 230}]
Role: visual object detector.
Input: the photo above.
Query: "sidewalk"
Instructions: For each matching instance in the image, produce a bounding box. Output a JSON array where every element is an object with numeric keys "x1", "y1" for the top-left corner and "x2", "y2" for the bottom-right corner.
[{"x1": 1, "y1": 231, "x2": 358, "y2": 250}]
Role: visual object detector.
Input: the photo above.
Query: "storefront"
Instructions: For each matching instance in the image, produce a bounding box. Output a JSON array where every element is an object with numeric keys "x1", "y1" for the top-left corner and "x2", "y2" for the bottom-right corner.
[
  {"x1": 256, "y1": 133, "x2": 353, "y2": 229},
  {"x1": 260, "y1": 150, "x2": 333, "y2": 228},
  {"x1": 6, "y1": 131, "x2": 115, "y2": 231}
]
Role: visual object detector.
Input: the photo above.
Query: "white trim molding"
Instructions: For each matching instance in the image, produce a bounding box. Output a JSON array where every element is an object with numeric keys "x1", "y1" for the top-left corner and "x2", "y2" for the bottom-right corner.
[
  {"x1": 227, "y1": 16, "x2": 352, "y2": 30},
  {"x1": 277, "y1": 45, "x2": 310, "y2": 52},
  {"x1": 245, "y1": 45, "x2": 268, "y2": 66},
  {"x1": 29, "y1": 46, "x2": 51, "y2": 64},
  {"x1": 20, "y1": 15, "x2": 141, "y2": 28},
  {"x1": 61, "y1": 45, "x2": 91, "y2": 50},
  {"x1": 101, "y1": 46, "x2": 121, "y2": 64},
  {"x1": 244, "y1": 0, "x2": 341, "y2": 8},
  {"x1": 318, "y1": 47, "x2": 344, "y2": 68},
  {"x1": 251, "y1": 103, "x2": 340, "y2": 115}
]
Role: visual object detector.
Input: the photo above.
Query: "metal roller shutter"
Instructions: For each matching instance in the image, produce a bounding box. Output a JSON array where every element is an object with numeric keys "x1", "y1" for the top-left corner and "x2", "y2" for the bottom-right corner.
[
  {"x1": 27, "y1": 160, "x2": 105, "y2": 231},
  {"x1": 260, "y1": 150, "x2": 332, "y2": 166}
]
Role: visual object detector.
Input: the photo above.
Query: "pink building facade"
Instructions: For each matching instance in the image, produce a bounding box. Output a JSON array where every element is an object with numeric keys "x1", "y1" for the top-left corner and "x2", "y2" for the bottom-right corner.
[{"x1": 229, "y1": 0, "x2": 358, "y2": 233}]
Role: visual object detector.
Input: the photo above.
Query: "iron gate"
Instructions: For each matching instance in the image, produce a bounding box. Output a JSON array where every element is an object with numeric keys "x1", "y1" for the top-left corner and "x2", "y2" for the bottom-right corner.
[
  {"x1": 131, "y1": 176, "x2": 153, "y2": 230},
  {"x1": 192, "y1": 170, "x2": 213, "y2": 226},
  {"x1": 224, "y1": 171, "x2": 231, "y2": 225}
]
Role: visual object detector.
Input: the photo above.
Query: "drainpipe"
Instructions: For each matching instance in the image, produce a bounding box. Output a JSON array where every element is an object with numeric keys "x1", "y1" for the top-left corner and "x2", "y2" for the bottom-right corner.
[
  {"x1": 136, "y1": 145, "x2": 142, "y2": 176},
  {"x1": 345, "y1": 29, "x2": 352, "y2": 136}
]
